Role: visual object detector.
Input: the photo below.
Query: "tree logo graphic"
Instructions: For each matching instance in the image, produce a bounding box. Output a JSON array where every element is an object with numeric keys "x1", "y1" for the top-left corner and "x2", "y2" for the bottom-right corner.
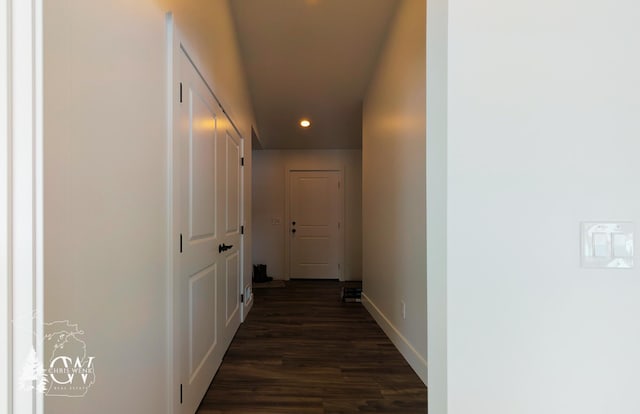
[{"x1": 18, "y1": 346, "x2": 48, "y2": 393}]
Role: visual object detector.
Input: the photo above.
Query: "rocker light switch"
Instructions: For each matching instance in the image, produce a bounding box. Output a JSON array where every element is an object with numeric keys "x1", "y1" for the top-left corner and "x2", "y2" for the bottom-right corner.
[
  {"x1": 613, "y1": 233, "x2": 633, "y2": 258},
  {"x1": 593, "y1": 233, "x2": 610, "y2": 257},
  {"x1": 581, "y1": 222, "x2": 634, "y2": 268}
]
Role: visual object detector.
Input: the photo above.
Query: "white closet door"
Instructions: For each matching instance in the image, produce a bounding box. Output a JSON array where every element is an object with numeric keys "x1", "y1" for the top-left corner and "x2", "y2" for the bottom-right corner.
[{"x1": 177, "y1": 49, "x2": 225, "y2": 414}]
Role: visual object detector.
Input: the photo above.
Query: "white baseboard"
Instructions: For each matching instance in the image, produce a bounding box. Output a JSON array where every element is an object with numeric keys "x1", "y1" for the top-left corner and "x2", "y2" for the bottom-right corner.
[{"x1": 362, "y1": 292, "x2": 427, "y2": 385}]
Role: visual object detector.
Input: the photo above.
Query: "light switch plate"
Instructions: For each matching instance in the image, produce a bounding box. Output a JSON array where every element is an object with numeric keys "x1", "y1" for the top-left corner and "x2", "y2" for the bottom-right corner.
[{"x1": 581, "y1": 222, "x2": 634, "y2": 268}]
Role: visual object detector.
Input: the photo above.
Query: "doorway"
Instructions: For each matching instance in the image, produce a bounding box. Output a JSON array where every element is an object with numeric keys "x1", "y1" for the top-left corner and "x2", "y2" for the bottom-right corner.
[{"x1": 285, "y1": 170, "x2": 344, "y2": 280}]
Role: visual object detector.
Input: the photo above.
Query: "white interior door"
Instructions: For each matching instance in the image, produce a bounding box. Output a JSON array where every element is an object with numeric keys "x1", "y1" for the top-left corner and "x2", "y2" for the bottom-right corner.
[
  {"x1": 219, "y1": 118, "x2": 242, "y2": 349},
  {"x1": 177, "y1": 49, "x2": 225, "y2": 414},
  {"x1": 289, "y1": 171, "x2": 343, "y2": 279}
]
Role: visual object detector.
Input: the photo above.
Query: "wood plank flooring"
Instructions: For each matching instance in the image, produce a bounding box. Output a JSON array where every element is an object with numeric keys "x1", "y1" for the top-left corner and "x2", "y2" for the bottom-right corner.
[{"x1": 196, "y1": 280, "x2": 427, "y2": 414}]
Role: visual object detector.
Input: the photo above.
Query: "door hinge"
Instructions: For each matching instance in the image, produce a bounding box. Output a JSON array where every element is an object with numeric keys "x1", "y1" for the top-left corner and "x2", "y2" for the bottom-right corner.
[
  {"x1": 338, "y1": 180, "x2": 341, "y2": 189},
  {"x1": 240, "y1": 157, "x2": 244, "y2": 166},
  {"x1": 179, "y1": 233, "x2": 183, "y2": 253},
  {"x1": 241, "y1": 294, "x2": 244, "y2": 303},
  {"x1": 179, "y1": 82, "x2": 183, "y2": 103},
  {"x1": 180, "y1": 384, "x2": 183, "y2": 404},
  {"x1": 240, "y1": 225, "x2": 244, "y2": 235}
]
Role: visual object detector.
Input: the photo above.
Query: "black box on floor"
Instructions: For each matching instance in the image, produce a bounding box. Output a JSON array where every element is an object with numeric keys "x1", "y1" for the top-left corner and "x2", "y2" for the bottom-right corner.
[{"x1": 341, "y1": 287, "x2": 362, "y2": 303}]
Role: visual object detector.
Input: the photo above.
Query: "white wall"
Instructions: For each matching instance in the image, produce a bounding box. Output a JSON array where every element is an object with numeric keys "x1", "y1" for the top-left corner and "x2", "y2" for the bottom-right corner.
[
  {"x1": 440, "y1": 0, "x2": 640, "y2": 412},
  {"x1": 44, "y1": 1, "x2": 255, "y2": 413},
  {"x1": 252, "y1": 150, "x2": 362, "y2": 281},
  {"x1": 362, "y1": 0, "x2": 426, "y2": 384}
]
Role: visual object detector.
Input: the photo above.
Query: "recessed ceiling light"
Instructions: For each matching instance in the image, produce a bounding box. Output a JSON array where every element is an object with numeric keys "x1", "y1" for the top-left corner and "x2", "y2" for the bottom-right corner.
[{"x1": 299, "y1": 119, "x2": 311, "y2": 128}]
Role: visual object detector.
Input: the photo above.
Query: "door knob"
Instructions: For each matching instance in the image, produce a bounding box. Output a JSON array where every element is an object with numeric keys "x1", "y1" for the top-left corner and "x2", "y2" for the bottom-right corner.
[{"x1": 291, "y1": 229, "x2": 296, "y2": 234}]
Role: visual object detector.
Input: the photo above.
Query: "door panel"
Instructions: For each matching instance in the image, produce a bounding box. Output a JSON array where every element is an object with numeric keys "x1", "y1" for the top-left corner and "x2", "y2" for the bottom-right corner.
[
  {"x1": 225, "y1": 131, "x2": 240, "y2": 234},
  {"x1": 188, "y1": 265, "x2": 217, "y2": 381},
  {"x1": 289, "y1": 171, "x2": 343, "y2": 279},
  {"x1": 188, "y1": 90, "x2": 217, "y2": 241},
  {"x1": 225, "y1": 251, "x2": 240, "y2": 326},
  {"x1": 295, "y1": 177, "x2": 331, "y2": 224}
]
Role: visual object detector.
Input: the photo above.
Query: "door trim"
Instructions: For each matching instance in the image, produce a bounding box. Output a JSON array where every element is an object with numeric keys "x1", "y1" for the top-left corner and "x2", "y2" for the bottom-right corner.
[
  {"x1": 2, "y1": 1, "x2": 45, "y2": 413},
  {"x1": 166, "y1": 13, "x2": 179, "y2": 413},
  {"x1": 284, "y1": 169, "x2": 345, "y2": 281}
]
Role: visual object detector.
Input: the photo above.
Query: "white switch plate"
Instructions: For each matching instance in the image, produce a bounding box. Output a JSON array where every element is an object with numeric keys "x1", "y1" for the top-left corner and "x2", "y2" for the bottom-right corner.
[{"x1": 581, "y1": 222, "x2": 634, "y2": 268}]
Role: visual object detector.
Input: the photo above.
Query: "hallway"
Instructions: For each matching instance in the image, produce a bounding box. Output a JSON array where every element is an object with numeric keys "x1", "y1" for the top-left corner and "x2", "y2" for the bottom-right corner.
[
  {"x1": 8, "y1": 0, "x2": 637, "y2": 412},
  {"x1": 196, "y1": 280, "x2": 427, "y2": 413}
]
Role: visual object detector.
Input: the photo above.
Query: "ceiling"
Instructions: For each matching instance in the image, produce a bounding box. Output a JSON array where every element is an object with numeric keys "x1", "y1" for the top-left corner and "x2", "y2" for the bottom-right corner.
[{"x1": 230, "y1": 0, "x2": 399, "y2": 149}]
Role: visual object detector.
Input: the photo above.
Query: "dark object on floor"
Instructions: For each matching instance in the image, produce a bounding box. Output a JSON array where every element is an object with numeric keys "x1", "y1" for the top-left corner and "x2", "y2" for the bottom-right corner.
[
  {"x1": 252, "y1": 264, "x2": 273, "y2": 283},
  {"x1": 341, "y1": 286, "x2": 362, "y2": 302}
]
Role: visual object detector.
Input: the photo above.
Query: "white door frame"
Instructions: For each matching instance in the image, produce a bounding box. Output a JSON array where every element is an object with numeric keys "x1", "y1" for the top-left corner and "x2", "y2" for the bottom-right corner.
[
  {"x1": 166, "y1": 13, "x2": 177, "y2": 413},
  {"x1": 284, "y1": 168, "x2": 345, "y2": 281},
  {"x1": 1, "y1": 1, "x2": 10, "y2": 408},
  {"x1": 1, "y1": 0, "x2": 45, "y2": 413}
]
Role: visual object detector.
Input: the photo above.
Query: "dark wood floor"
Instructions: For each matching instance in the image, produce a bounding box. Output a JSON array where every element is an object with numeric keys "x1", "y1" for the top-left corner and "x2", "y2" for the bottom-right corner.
[{"x1": 196, "y1": 280, "x2": 427, "y2": 414}]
